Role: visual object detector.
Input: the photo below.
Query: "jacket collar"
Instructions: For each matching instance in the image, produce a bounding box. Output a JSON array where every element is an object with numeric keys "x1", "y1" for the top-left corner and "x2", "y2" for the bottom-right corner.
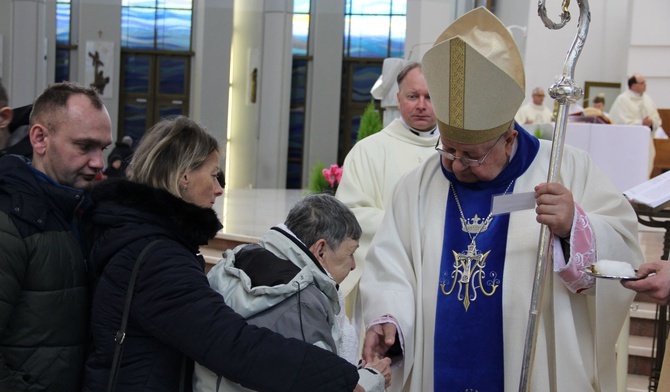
[{"x1": 90, "y1": 179, "x2": 222, "y2": 248}]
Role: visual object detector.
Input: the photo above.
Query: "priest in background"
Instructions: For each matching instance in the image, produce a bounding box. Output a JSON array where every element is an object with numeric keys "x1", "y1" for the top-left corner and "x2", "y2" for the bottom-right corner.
[
  {"x1": 610, "y1": 73, "x2": 662, "y2": 133},
  {"x1": 514, "y1": 87, "x2": 554, "y2": 125}
]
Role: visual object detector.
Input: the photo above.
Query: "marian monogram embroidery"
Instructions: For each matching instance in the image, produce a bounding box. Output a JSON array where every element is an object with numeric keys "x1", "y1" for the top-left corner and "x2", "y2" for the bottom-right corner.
[
  {"x1": 439, "y1": 181, "x2": 512, "y2": 311},
  {"x1": 439, "y1": 242, "x2": 500, "y2": 311}
]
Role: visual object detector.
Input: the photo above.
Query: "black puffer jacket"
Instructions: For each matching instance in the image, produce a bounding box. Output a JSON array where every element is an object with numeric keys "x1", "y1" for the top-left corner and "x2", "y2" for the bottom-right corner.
[
  {"x1": 83, "y1": 180, "x2": 359, "y2": 392},
  {"x1": 0, "y1": 155, "x2": 89, "y2": 391}
]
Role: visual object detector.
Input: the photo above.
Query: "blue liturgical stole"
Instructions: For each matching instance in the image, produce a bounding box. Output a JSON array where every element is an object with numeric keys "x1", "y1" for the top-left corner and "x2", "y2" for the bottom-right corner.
[{"x1": 434, "y1": 124, "x2": 539, "y2": 391}]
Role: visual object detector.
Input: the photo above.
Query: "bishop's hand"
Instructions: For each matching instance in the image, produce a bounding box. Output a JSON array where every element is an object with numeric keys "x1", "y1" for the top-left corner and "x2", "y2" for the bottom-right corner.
[{"x1": 534, "y1": 182, "x2": 574, "y2": 238}]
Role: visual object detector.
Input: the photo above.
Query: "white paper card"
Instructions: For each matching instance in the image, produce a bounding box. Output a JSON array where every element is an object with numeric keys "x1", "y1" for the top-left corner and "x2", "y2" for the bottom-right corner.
[{"x1": 491, "y1": 191, "x2": 535, "y2": 215}]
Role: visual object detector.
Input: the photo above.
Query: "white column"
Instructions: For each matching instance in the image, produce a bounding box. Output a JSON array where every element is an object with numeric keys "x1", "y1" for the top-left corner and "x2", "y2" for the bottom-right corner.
[
  {"x1": 302, "y1": 0, "x2": 344, "y2": 187},
  {"x1": 191, "y1": 0, "x2": 234, "y2": 173},
  {"x1": 255, "y1": 0, "x2": 292, "y2": 188},
  {"x1": 9, "y1": 0, "x2": 48, "y2": 106}
]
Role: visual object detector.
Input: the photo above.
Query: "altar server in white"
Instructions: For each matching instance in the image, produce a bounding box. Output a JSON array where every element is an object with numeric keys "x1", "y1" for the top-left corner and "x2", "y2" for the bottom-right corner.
[
  {"x1": 336, "y1": 62, "x2": 438, "y2": 319},
  {"x1": 360, "y1": 7, "x2": 643, "y2": 392}
]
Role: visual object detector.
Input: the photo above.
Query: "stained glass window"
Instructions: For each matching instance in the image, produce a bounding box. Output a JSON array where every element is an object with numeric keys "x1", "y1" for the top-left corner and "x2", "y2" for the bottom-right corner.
[
  {"x1": 55, "y1": 0, "x2": 71, "y2": 82},
  {"x1": 121, "y1": 0, "x2": 193, "y2": 51},
  {"x1": 344, "y1": 0, "x2": 406, "y2": 58},
  {"x1": 287, "y1": 0, "x2": 312, "y2": 188}
]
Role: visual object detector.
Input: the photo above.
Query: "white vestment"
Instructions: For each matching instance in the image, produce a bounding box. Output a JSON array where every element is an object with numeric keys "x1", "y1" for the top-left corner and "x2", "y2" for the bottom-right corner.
[
  {"x1": 610, "y1": 89, "x2": 662, "y2": 132},
  {"x1": 336, "y1": 118, "x2": 438, "y2": 304},
  {"x1": 515, "y1": 102, "x2": 554, "y2": 124},
  {"x1": 360, "y1": 141, "x2": 642, "y2": 392}
]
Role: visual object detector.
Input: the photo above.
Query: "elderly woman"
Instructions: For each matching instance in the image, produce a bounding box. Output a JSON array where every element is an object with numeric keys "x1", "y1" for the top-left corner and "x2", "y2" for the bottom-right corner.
[
  {"x1": 194, "y1": 194, "x2": 392, "y2": 392},
  {"x1": 83, "y1": 117, "x2": 363, "y2": 391}
]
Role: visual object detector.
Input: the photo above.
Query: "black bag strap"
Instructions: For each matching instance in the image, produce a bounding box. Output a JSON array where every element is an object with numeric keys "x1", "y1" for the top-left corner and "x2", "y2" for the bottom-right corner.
[{"x1": 107, "y1": 239, "x2": 163, "y2": 392}]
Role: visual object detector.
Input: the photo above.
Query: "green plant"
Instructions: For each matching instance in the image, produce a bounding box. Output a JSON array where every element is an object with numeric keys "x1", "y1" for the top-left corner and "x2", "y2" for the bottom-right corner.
[
  {"x1": 307, "y1": 161, "x2": 331, "y2": 194},
  {"x1": 357, "y1": 100, "x2": 383, "y2": 142}
]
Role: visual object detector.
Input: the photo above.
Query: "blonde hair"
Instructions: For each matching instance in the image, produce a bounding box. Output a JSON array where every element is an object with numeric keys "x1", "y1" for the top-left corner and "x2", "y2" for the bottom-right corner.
[{"x1": 129, "y1": 116, "x2": 219, "y2": 198}]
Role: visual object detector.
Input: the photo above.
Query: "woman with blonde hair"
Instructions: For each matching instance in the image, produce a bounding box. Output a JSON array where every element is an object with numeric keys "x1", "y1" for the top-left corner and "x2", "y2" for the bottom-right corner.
[{"x1": 83, "y1": 116, "x2": 362, "y2": 391}]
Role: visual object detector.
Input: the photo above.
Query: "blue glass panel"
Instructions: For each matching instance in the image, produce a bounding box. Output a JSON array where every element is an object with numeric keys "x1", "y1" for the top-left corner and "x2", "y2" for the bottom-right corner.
[
  {"x1": 55, "y1": 49, "x2": 70, "y2": 82},
  {"x1": 291, "y1": 59, "x2": 307, "y2": 105},
  {"x1": 123, "y1": 0, "x2": 157, "y2": 6},
  {"x1": 158, "y1": 0, "x2": 192, "y2": 9},
  {"x1": 292, "y1": 14, "x2": 309, "y2": 56},
  {"x1": 123, "y1": 104, "x2": 148, "y2": 143},
  {"x1": 158, "y1": 58, "x2": 186, "y2": 94},
  {"x1": 351, "y1": 64, "x2": 381, "y2": 102},
  {"x1": 349, "y1": 0, "x2": 390, "y2": 14},
  {"x1": 345, "y1": 15, "x2": 391, "y2": 57},
  {"x1": 391, "y1": 0, "x2": 407, "y2": 14},
  {"x1": 159, "y1": 106, "x2": 184, "y2": 119},
  {"x1": 294, "y1": 0, "x2": 310, "y2": 13},
  {"x1": 390, "y1": 15, "x2": 406, "y2": 57},
  {"x1": 122, "y1": 7, "x2": 156, "y2": 49},
  {"x1": 286, "y1": 108, "x2": 305, "y2": 189},
  {"x1": 123, "y1": 56, "x2": 151, "y2": 93},
  {"x1": 56, "y1": 4, "x2": 71, "y2": 44},
  {"x1": 156, "y1": 8, "x2": 192, "y2": 51}
]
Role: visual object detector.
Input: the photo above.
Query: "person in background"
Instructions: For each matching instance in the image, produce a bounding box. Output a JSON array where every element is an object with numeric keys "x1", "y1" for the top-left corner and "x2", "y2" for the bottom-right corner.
[
  {"x1": 194, "y1": 194, "x2": 391, "y2": 392},
  {"x1": 336, "y1": 62, "x2": 438, "y2": 322},
  {"x1": 104, "y1": 135, "x2": 133, "y2": 178},
  {"x1": 83, "y1": 116, "x2": 364, "y2": 392},
  {"x1": 592, "y1": 94, "x2": 609, "y2": 117},
  {"x1": 0, "y1": 82, "x2": 113, "y2": 390},
  {"x1": 581, "y1": 94, "x2": 611, "y2": 124},
  {"x1": 0, "y1": 80, "x2": 13, "y2": 150},
  {"x1": 359, "y1": 8, "x2": 642, "y2": 391},
  {"x1": 610, "y1": 73, "x2": 662, "y2": 132},
  {"x1": 514, "y1": 86, "x2": 554, "y2": 124}
]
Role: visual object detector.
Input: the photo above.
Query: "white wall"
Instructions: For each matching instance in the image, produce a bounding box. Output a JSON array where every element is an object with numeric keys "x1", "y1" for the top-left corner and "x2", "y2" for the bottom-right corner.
[
  {"x1": 405, "y1": 0, "x2": 453, "y2": 61},
  {"x1": 627, "y1": 0, "x2": 670, "y2": 108},
  {"x1": 521, "y1": 0, "x2": 631, "y2": 109},
  {"x1": 78, "y1": 0, "x2": 122, "y2": 137}
]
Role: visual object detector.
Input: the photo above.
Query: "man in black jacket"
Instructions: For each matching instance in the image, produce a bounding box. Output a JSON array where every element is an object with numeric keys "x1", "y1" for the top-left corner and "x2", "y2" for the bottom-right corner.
[{"x1": 0, "y1": 82, "x2": 113, "y2": 391}]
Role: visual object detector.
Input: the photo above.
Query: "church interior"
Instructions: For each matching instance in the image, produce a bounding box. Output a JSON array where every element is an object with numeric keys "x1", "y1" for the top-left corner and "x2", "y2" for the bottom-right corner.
[{"x1": 2, "y1": 1, "x2": 670, "y2": 391}]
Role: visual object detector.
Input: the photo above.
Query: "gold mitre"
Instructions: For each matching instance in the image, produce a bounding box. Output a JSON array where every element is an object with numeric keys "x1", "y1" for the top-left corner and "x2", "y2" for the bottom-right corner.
[{"x1": 422, "y1": 7, "x2": 525, "y2": 144}]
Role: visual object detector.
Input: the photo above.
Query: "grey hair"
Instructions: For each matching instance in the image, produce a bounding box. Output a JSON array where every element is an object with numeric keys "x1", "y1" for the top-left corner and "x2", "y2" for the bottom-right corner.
[
  {"x1": 128, "y1": 116, "x2": 219, "y2": 198},
  {"x1": 285, "y1": 194, "x2": 361, "y2": 250}
]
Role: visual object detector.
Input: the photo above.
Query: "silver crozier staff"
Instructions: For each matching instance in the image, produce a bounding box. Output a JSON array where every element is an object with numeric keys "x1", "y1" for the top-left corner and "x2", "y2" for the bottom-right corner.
[{"x1": 519, "y1": 1, "x2": 591, "y2": 391}]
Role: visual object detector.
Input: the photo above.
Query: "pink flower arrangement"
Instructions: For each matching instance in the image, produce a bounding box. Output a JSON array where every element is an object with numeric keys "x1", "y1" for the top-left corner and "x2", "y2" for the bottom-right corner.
[{"x1": 322, "y1": 164, "x2": 343, "y2": 189}]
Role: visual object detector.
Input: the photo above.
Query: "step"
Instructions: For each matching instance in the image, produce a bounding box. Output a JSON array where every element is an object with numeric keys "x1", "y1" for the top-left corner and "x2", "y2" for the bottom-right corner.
[
  {"x1": 631, "y1": 301, "x2": 660, "y2": 320},
  {"x1": 627, "y1": 373, "x2": 649, "y2": 392},
  {"x1": 629, "y1": 334, "x2": 656, "y2": 358}
]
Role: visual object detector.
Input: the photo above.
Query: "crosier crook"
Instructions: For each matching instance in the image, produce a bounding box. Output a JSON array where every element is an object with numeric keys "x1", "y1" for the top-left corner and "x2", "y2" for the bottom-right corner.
[{"x1": 519, "y1": 1, "x2": 590, "y2": 391}]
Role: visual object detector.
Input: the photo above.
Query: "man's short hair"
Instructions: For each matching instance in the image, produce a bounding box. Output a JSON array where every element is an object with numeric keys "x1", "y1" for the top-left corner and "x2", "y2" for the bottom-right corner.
[
  {"x1": 0, "y1": 80, "x2": 8, "y2": 108},
  {"x1": 627, "y1": 75, "x2": 638, "y2": 89},
  {"x1": 29, "y1": 82, "x2": 104, "y2": 130},
  {"x1": 593, "y1": 94, "x2": 605, "y2": 105},
  {"x1": 396, "y1": 62, "x2": 422, "y2": 89}
]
